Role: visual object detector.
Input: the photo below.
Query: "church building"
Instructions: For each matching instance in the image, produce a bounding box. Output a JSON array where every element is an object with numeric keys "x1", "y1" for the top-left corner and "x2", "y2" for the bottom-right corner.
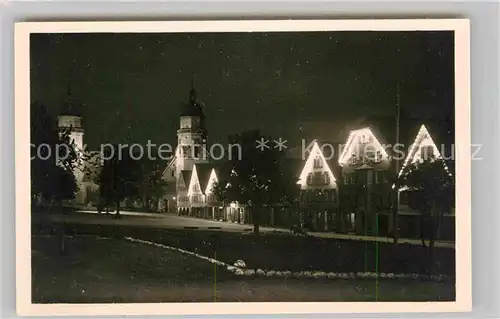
[
  {"x1": 57, "y1": 88, "x2": 100, "y2": 206},
  {"x1": 160, "y1": 81, "x2": 341, "y2": 230},
  {"x1": 161, "y1": 79, "x2": 215, "y2": 215}
]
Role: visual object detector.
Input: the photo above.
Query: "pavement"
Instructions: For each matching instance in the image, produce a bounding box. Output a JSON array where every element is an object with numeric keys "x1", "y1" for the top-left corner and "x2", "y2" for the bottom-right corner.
[{"x1": 39, "y1": 209, "x2": 455, "y2": 249}]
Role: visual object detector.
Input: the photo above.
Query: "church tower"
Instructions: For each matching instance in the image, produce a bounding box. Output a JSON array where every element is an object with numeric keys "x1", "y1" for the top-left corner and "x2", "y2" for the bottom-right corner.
[
  {"x1": 57, "y1": 85, "x2": 84, "y2": 158},
  {"x1": 57, "y1": 84, "x2": 87, "y2": 204},
  {"x1": 57, "y1": 85, "x2": 85, "y2": 181},
  {"x1": 175, "y1": 75, "x2": 209, "y2": 178}
]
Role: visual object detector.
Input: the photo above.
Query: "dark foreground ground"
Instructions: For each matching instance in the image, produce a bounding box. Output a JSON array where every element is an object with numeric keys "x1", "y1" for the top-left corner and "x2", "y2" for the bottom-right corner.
[
  {"x1": 32, "y1": 235, "x2": 455, "y2": 303},
  {"x1": 34, "y1": 215, "x2": 456, "y2": 276}
]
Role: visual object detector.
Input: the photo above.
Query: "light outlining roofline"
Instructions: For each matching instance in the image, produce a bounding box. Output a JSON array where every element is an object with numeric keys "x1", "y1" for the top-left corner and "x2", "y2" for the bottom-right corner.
[
  {"x1": 297, "y1": 140, "x2": 337, "y2": 187},
  {"x1": 338, "y1": 127, "x2": 389, "y2": 166},
  {"x1": 397, "y1": 124, "x2": 452, "y2": 178},
  {"x1": 205, "y1": 169, "x2": 219, "y2": 195},
  {"x1": 186, "y1": 164, "x2": 200, "y2": 197},
  {"x1": 162, "y1": 156, "x2": 176, "y2": 176},
  {"x1": 338, "y1": 131, "x2": 355, "y2": 165}
]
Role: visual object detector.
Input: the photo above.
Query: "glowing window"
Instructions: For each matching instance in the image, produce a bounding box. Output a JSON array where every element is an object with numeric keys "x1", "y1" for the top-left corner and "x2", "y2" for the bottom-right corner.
[
  {"x1": 313, "y1": 157, "x2": 323, "y2": 169},
  {"x1": 359, "y1": 134, "x2": 371, "y2": 144},
  {"x1": 349, "y1": 154, "x2": 357, "y2": 165},
  {"x1": 306, "y1": 173, "x2": 312, "y2": 186},
  {"x1": 421, "y1": 145, "x2": 435, "y2": 160},
  {"x1": 324, "y1": 172, "x2": 330, "y2": 185}
]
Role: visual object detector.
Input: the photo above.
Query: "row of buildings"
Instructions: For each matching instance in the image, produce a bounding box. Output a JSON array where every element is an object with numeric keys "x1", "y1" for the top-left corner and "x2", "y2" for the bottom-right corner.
[
  {"x1": 158, "y1": 84, "x2": 455, "y2": 240},
  {"x1": 57, "y1": 82, "x2": 455, "y2": 241}
]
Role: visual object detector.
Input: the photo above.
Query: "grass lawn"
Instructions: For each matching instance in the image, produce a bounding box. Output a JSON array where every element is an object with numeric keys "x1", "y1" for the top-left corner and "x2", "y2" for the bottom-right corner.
[
  {"x1": 32, "y1": 234, "x2": 455, "y2": 303},
  {"x1": 34, "y1": 218, "x2": 455, "y2": 276}
]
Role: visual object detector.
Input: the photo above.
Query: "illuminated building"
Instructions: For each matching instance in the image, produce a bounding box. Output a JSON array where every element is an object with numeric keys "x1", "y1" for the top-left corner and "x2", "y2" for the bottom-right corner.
[{"x1": 338, "y1": 127, "x2": 392, "y2": 235}]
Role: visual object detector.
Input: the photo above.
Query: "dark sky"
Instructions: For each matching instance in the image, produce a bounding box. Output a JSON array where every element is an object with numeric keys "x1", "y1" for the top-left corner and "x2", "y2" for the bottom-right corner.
[{"x1": 30, "y1": 31, "x2": 454, "y2": 149}]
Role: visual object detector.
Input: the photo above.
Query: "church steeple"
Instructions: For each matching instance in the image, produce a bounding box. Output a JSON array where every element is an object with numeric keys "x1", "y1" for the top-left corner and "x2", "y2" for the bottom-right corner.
[
  {"x1": 176, "y1": 73, "x2": 209, "y2": 180},
  {"x1": 181, "y1": 73, "x2": 204, "y2": 118},
  {"x1": 61, "y1": 82, "x2": 82, "y2": 117},
  {"x1": 189, "y1": 72, "x2": 197, "y2": 103}
]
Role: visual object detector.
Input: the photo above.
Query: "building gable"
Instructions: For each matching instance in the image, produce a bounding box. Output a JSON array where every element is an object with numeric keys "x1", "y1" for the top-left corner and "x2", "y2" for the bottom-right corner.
[
  {"x1": 205, "y1": 169, "x2": 219, "y2": 195},
  {"x1": 398, "y1": 124, "x2": 452, "y2": 178},
  {"x1": 338, "y1": 127, "x2": 390, "y2": 169},
  {"x1": 177, "y1": 170, "x2": 191, "y2": 192},
  {"x1": 162, "y1": 157, "x2": 177, "y2": 181},
  {"x1": 187, "y1": 165, "x2": 203, "y2": 197},
  {"x1": 297, "y1": 141, "x2": 337, "y2": 190}
]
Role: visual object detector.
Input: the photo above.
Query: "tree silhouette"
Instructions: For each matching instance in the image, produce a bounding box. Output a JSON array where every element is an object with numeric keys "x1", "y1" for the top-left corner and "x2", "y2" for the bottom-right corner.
[
  {"x1": 31, "y1": 102, "x2": 79, "y2": 208},
  {"x1": 400, "y1": 158, "x2": 454, "y2": 251},
  {"x1": 137, "y1": 159, "x2": 168, "y2": 211},
  {"x1": 213, "y1": 130, "x2": 298, "y2": 234},
  {"x1": 97, "y1": 145, "x2": 141, "y2": 218},
  {"x1": 31, "y1": 102, "x2": 79, "y2": 253}
]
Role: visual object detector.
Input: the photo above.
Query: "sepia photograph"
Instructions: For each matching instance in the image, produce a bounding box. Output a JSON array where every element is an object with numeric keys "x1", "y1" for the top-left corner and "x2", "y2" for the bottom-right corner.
[{"x1": 15, "y1": 20, "x2": 471, "y2": 315}]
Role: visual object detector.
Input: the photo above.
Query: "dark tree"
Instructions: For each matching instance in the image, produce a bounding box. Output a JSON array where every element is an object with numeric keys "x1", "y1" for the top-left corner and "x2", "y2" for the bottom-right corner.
[
  {"x1": 138, "y1": 159, "x2": 168, "y2": 211},
  {"x1": 97, "y1": 145, "x2": 141, "y2": 218},
  {"x1": 31, "y1": 102, "x2": 79, "y2": 208},
  {"x1": 400, "y1": 158, "x2": 455, "y2": 250},
  {"x1": 213, "y1": 130, "x2": 298, "y2": 234},
  {"x1": 30, "y1": 102, "x2": 79, "y2": 253}
]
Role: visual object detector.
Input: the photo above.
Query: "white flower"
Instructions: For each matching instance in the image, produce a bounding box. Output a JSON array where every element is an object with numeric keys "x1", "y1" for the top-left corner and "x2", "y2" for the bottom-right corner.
[
  {"x1": 235, "y1": 269, "x2": 245, "y2": 276},
  {"x1": 256, "y1": 269, "x2": 265, "y2": 276},
  {"x1": 266, "y1": 270, "x2": 276, "y2": 276},
  {"x1": 244, "y1": 269, "x2": 255, "y2": 276},
  {"x1": 234, "y1": 259, "x2": 246, "y2": 268},
  {"x1": 327, "y1": 272, "x2": 337, "y2": 279}
]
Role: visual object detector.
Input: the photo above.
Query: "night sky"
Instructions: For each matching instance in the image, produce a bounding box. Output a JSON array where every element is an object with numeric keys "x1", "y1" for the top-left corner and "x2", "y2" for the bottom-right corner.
[{"x1": 30, "y1": 31, "x2": 454, "y2": 150}]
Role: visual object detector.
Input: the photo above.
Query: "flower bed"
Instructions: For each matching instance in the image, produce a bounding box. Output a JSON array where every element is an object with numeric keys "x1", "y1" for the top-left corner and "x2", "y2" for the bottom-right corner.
[{"x1": 124, "y1": 237, "x2": 450, "y2": 282}]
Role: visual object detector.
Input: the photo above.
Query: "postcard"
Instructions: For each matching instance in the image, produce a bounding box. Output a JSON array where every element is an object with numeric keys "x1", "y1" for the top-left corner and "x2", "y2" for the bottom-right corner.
[{"x1": 15, "y1": 19, "x2": 471, "y2": 316}]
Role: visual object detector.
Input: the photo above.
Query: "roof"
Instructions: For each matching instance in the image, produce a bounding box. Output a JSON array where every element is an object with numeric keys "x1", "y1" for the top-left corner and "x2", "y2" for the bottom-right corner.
[
  {"x1": 181, "y1": 102, "x2": 205, "y2": 117},
  {"x1": 352, "y1": 114, "x2": 454, "y2": 152},
  {"x1": 180, "y1": 170, "x2": 192, "y2": 187},
  {"x1": 397, "y1": 124, "x2": 453, "y2": 178},
  {"x1": 338, "y1": 127, "x2": 390, "y2": 166},
  {"x1": 193, "y1": 163, "x2": 213, "y2": 193},
  {"x1": 340, "y1": 114, "x2": 454, "y2": 164},
  {"x1": 162, "y1": 156, "x2": 176, "y2": 177}
]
